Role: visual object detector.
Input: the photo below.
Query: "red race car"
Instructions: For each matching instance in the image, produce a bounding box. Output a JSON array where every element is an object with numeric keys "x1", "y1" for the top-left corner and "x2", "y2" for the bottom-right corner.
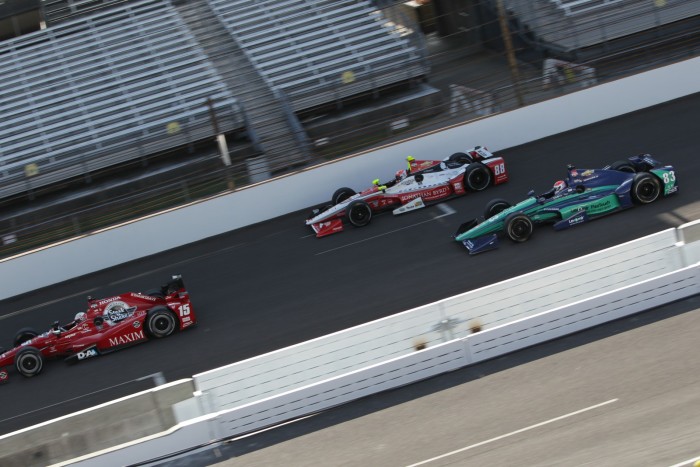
[
  {"x1": 306, "y1": 146, "x2": 508, "y2": 237},
  {"x1": 0, "y1": 275, "x2": 196, "y2": 382}
]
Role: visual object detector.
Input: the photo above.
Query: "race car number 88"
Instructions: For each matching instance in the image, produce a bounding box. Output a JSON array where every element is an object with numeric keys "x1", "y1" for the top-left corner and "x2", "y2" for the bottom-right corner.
[{"x1": 494, "y1": 163, "x2": 505, "y2": 176}]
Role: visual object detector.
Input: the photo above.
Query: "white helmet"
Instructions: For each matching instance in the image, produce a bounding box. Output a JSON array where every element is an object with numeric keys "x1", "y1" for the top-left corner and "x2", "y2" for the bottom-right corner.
[{"x1": 74, "y1": 311, "x2": 87, "y2": 322}]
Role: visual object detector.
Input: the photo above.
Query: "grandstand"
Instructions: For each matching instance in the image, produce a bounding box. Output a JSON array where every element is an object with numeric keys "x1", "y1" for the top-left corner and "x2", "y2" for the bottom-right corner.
[
  {"x1": 502, "y1": 0, "x2": 700, "y2": 58},
  {"x1": 0, "y1": 0, "x2": 430, "y2": 201},
  {"x1": 207, "y1": 0, "x2": 429, "y2": 113},
  {"x1": 0, "y1": 0, "x2": 246, "y2": 201}
]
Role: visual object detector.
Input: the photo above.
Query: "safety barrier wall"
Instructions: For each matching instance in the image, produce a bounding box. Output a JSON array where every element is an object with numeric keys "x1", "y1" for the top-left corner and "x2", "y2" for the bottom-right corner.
[
  {"x1": 65, "y1": 340, "x2": 468, "y2": 467},
  {"x1": 0, "y1": 379, "x2": 195, "y2": 467},
  {"x1": 191, "y1": 228, "x2": 679, "y2": 411},
  {"x1": 2, "y1": 56, "x2": 700, "y2": 300},
  {"x1": 466, "y1": 265, "x2": 700, "y2": 362},
  {"x1": 64, "y1": 244, "x2": 700, "y2": 466}
]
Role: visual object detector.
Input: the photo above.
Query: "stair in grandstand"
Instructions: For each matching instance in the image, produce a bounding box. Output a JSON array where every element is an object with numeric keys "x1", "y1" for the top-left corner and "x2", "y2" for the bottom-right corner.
[{"x1": 172, "y1": 0, "x2": 310, "y2": 176}]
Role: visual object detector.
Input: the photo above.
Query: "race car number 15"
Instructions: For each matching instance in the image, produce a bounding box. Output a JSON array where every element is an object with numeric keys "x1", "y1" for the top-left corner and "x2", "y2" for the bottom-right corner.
[{"x1": 178, "y1": 304, "x2": 191, "y2": 317}]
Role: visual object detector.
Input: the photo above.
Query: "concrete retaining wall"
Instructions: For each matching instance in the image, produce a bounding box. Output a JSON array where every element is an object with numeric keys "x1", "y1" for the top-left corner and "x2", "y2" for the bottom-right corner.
[{"x1": 0, "y1": 379, "x2": 194, "y2": 467}]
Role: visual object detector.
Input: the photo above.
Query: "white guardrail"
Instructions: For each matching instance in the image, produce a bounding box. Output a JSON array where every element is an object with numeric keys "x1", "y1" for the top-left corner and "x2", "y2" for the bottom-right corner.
[
  {"x1": 1, "y1": 221, "x2": 696, "y2": 466},
  {"x1": 1, "y1": 55, "x2": 700, "y2": 300}
]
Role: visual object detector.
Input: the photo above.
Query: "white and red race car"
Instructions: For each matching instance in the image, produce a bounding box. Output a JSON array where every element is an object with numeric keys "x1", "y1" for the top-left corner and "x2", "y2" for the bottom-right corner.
[{"x1": 306, "y1": 146, "x2": 508, "y2": 237}]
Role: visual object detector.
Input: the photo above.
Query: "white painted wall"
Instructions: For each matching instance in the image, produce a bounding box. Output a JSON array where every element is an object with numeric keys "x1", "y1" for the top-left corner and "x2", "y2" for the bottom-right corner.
[{"x1": 2, "y1": 56, "x2": 700, "y2": 300}]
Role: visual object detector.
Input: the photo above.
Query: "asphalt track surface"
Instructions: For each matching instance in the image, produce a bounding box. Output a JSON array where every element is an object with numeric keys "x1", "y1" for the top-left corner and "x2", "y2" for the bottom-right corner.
[{"x1": 1, "y1": 93, "x2": 700, "y2": 438}]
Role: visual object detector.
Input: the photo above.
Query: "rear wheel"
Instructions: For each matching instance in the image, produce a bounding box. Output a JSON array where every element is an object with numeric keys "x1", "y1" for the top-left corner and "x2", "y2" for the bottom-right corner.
[
  {"x1": 504, "y1": 212, "x2": 534, "y2": 243},
  {"x1": 463, "y1": 163, "x2": 491, "y2": 191},
  {"x1": 146, "y1": 307, "x2": 178, "y2": 338},
  {"x1": 13, "y1": 327, "x2": 39, "y2": 347},
  {"x1": 332, "y1": 187, "x2": 356, "y2": 205},
  {"x1": 15, "y1": 347, "x2": 43, "y2": 378},
  {"x1": 346, "y1": 200, "x2": 372, "y2": 227},
  {"x1": 448, "y1": 152, "x2": 472, "y2": 165},
  {"x1": 609, "y1": 160, "x2": 637, "y2": 173},
  {"x1": 484, "y1": 199, "x2": 511, "y2": 219},
  {"x1": 631, "y1": 173, "x2": 661, "y2": 204},
  {"x1": 145, "y1": 288, "x2": 164, "y2": 299}
]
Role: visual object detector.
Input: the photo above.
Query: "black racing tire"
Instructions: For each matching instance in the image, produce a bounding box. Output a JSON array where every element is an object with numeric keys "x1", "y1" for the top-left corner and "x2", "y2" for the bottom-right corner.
[
  {"x1": 504, "y1": 212, "x2": 534, "y2": 243},
  {"x1": 631, "y1": 172, "x2": 661, "y2": 204},
  {"x1": 145, "y1": 288, "x2": 164, "y2": 299},
  {"x1": 483, "y1": 199, "x2": 511, "y2": 219},
  {"x1": 13, "y1": 327, "x2": 39, "y2": 348},
  {"x1": 463, "y1": 163, "x2": 492, "y2": 191},
  {"x1": 332, "y1": 187, "x2": 356, "y2": 205},
  {"x1": 609, "y1": 160, "x2": 637, "y2": 173},
  {"x1": 346, "y1": 200, "x2": 372, "y2": 227},
  {"x1": 448, "y1": 152, "x2": 473, "y2": 165},
  {"x1": 15, "y1": 346, "x2": 43, "y2": 378},
  {"x1": 145, "y1": 306, "x2": 178, "y2": 339}
]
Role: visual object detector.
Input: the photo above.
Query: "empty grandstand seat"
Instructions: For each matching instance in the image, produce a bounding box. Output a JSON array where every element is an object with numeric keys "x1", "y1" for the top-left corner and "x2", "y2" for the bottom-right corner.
[
  {"x1": 550, "y1": 0, "x2": 623, "y2": 16},
  {"x1": 0, "y1": 0, "x2": 244, "y2": 200},
  {"x1": 206, "y1": 0, "x2": 429, "y2": 112}
]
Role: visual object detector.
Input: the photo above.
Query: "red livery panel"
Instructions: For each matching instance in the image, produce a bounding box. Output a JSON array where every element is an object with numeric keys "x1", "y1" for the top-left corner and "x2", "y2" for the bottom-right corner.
[{"x1": 0, "y1": 275, "x2": 196, "y2": 381}]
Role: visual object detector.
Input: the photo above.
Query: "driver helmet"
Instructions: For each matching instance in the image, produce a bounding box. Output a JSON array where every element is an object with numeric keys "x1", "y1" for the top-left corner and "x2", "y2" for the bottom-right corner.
[
  {"x1": 74, "y1": 311, "x2": 87, "y2": 322},
  {"x1": 553, "y1": 180, "x2": 567, "y2": 194}
]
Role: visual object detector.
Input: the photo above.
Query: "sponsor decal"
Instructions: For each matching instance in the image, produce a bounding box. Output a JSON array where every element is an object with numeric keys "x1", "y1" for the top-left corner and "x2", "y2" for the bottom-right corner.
[
  {"x1": 568, "y1": 215, "x2": 585, "y2": 225},
  {"x1": 581, "y1": 170, "x2": 594, "y2": 176},
  {"x1": 130, "y1": 293, "x2": 158, "y2": 302},
  {"x1": 0, "y1": 370, "x2": 7, "y2": 381},
  {"x1": 103, "y1": 301, "x2": 137, "y2": 325},
  {"x1": 108, "y1": 330, "x2": 145, "y2": 347},
  {"x1": 97, "y1": 296, "x2": 121, "y2": 306},
  {"x1": 77, "y1": 348, "x2": 98, "y2": 360},
  {"x1": 133, "y1": 320, "x2": 141, "y2": 328},
  {"x1": 588, "y1": 199, "x2": 612, "y2": 211},
  {"x1": 182, "y1": 316, "x2": 191, "y2": 323},
  {"x1": 400, "y1": 186, "x2": 450, "y2": 203}
]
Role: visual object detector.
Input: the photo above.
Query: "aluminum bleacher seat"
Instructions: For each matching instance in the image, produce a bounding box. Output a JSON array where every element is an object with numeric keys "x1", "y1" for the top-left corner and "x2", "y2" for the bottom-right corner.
[
  {"x1": 509, "y1": 0, "x2": 700, "y2": 51},
  {"x1": 207, "y1": 0, "x2": 428, "y2": 112},
  {"x1": 549, "y1": 0, "x2": 623, "y2": 16},
  {"x1": 0, "y1": 0, "x2": 244, "y2": 200}
]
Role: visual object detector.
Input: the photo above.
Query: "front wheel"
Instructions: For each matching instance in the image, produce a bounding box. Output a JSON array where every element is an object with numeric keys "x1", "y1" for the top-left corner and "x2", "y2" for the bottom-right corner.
[
  {"x1": 484, "y1": 199, "x2": 511, "y2": 219},
  {"x1": 15, "y1": 347, "x2": 44, "y2": 378},
  {"x1": 631, "y1": 173, "x2": 661, "y2": 204},
  {"x1": 504, "y1": 212, "x2": 534, "y2": 243},
  {"x1": 146, "y1": 307, "x2": 178, "y2": 338},
  {"x1": 346, "y1": 200, "x2": 372, "y2": 227},
  {"x1": 463, "y1": 163, "x2": 491, "y2": 191}
]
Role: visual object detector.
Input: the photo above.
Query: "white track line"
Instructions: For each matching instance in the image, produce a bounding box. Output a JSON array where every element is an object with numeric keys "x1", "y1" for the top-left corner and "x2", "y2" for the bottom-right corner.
[
  {"x1": 407, "y1": 398, "x2": 618, "y2": 467},
  {"x1": 315, "y1": 208, "x2": 456, "y2": 255}
]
